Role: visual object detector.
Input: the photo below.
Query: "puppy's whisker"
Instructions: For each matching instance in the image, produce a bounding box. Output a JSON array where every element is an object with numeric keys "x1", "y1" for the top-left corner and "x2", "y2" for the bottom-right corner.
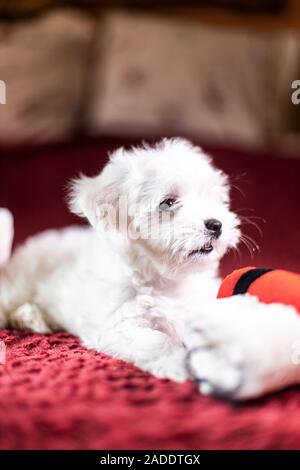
[
  {"x1": 242, "y1": 233, "x2": 260, "y2": 252},
  {"x1": 239, "y1": 214, "x2": 266, "y2": 223},
  {"x1": 230, "y1": 183, "x2": 246, "y2": 199},
  {"x1": 235, "y1": 207, "x2": 255, "y2": 214},
  {"x1": 240, "y1": 237, "x2": 254, "y2": 258},
  {"x1": 239, "y1": 216, "x2": 263, "y2": 238},
  {"x1": 239, "y1": 232, "x2": 260, "y2": 259},
  {"x1": 240, "y1": 215, "x2": 266, "y2": 222},
  {"x1": 236, "y1": 209, "x2": 265, "y2": 222}
]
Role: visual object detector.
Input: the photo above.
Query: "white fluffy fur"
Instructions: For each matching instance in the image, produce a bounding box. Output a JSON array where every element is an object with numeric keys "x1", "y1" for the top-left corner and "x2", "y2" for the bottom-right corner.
[{"x1": 1, "y1": 138, "x2": 300, "y2": 400}]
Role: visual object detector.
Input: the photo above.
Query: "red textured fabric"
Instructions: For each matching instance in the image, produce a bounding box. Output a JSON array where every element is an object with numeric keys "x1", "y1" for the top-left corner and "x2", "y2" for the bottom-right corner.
[
  {"x1": 0, "y1": 137, "x2": 300, "y2": 450},
  {"x1": 2, "y1": 328, "x2": 300, "y2": 450}
]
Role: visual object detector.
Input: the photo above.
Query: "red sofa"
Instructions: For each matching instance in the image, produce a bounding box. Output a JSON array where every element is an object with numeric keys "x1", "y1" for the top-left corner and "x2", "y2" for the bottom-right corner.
[{"x1": 0, "y1": 137, "x2": 300, "y2": 449}]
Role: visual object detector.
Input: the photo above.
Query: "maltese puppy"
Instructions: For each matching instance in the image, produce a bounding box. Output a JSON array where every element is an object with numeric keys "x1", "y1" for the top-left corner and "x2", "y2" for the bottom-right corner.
[{"x1": 1, "y1": 138, "x2": 300, "y2": 400}]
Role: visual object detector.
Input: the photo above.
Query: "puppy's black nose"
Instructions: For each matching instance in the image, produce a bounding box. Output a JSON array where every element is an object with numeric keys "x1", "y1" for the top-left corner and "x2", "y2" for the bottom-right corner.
[{"x1": 205, "y1": 218, "x2": 222, "y2": 236}]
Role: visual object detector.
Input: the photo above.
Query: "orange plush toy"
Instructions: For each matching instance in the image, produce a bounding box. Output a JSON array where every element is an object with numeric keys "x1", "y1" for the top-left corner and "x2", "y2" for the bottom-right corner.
[{"x1": 218, "y1": 267, "x2": 300, "y2": 313}]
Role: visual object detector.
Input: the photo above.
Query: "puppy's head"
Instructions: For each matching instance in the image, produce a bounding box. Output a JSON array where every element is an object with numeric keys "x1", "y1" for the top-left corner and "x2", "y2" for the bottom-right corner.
[{"x1": 70, "y1": 138, "x2": 240, "y2": 273}]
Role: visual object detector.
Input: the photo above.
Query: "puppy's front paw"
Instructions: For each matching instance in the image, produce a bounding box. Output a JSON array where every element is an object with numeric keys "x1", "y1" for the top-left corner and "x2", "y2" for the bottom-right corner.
[
  {"x1": 185, "y1": 296, "x2": 300, "y2": 400},
  {"x1": 186, "y1": 343, "x2": 244, "y2": 399}
]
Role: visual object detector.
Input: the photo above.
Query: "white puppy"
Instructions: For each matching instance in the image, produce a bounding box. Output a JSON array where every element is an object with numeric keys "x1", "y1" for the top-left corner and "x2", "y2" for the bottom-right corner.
[{"x1": 1, "y1": 138, "x2": 300, "y2": 400}]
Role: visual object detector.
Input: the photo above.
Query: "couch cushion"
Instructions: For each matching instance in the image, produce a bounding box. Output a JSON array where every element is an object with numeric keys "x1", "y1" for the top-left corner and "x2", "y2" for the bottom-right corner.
[
  {"x1": 86, "y1": 11, "x2": 300, "y2": 149},
  {"x1": 0, "y1": 10, "x2": 94, "y2": 144}
]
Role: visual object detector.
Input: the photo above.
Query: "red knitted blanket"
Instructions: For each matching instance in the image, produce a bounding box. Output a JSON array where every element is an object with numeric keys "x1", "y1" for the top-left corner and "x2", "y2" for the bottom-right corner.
[{"x1": 1, "y1": 328, "x2": 300, "y2": 449}]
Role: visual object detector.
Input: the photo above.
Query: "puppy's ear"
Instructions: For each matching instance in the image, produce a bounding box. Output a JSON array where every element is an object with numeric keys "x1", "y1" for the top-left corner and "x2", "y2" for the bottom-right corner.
[{"x1": 69, "y1": 148, "x2": 129, "y2": 228}]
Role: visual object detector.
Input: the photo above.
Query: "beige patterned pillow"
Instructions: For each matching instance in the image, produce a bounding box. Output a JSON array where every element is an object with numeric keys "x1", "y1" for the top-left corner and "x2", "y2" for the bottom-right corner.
[
  {"x1": 0, "y1": 9, "x2": 94, "y2": 144},
  {"x1": 86, "y1": 11, "x2": 298, "y2": 148}
]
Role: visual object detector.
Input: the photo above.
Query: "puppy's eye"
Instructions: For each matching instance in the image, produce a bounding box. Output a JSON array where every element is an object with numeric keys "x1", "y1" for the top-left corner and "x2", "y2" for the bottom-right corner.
[{"x1": 159, "y1": 198, "x2": 177, "y2": 211}]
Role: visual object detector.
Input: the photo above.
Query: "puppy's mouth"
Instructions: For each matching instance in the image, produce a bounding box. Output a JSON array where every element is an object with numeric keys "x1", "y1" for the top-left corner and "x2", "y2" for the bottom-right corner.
[{"x1": 188, "y1": 242, "x2": 214, "y2": 257}]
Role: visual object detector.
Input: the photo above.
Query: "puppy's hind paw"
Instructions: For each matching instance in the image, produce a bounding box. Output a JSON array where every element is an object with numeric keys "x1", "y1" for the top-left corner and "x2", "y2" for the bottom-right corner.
[
  {"x1": 0, "y1": 305, "x2": 7, "y2": 329},
  {"x1": 9, "y1": 303, "x2": 52, "y2": 334}
]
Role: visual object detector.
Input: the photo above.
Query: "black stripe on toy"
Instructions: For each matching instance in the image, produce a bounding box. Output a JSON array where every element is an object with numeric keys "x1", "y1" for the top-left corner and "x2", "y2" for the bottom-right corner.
[{"x1": 233, "y1": 268, "x2": 273, "y2": 295}]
